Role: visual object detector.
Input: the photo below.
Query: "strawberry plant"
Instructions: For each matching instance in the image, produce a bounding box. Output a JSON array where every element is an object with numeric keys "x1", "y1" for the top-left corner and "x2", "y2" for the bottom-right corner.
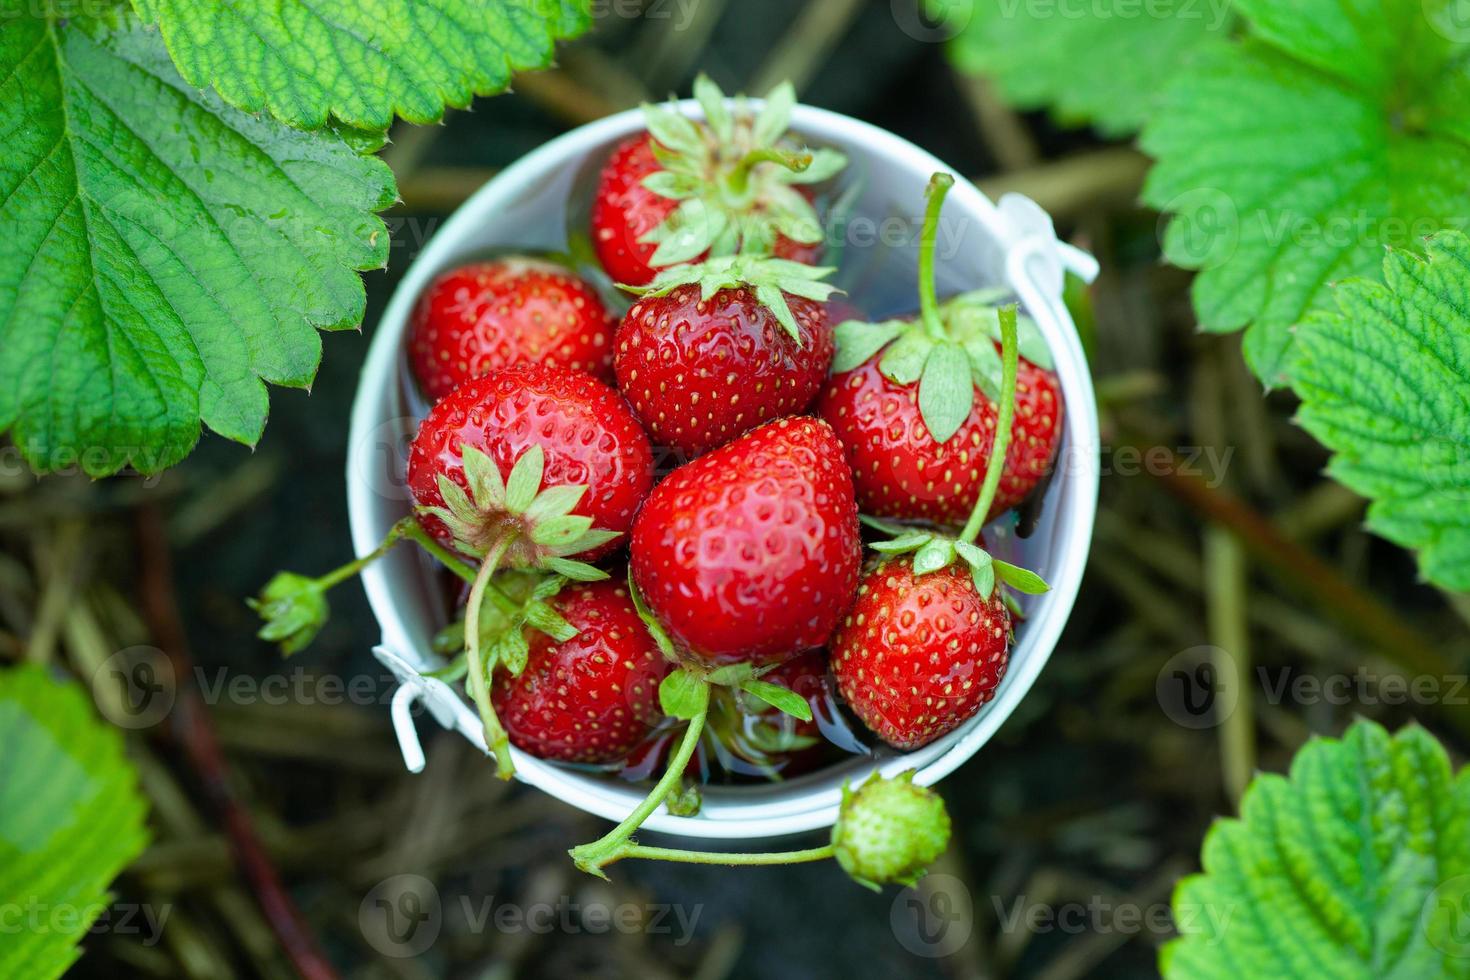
[
  {"x1": 0, "y1": 667, "x2": 148, "y2": 980},
  {"x1": 939, "y1": 0, "x2": 1470, "y2": 588},
  {"x1": 0, "y1": 0, "x2": 594, "y2": 476},
  {"x1": 1163, "y1": 720, "x2": 1470, "y2": 979}
]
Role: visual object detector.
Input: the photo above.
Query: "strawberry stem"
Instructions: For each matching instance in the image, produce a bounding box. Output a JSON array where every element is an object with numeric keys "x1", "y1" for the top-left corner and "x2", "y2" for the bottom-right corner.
[
  {"x1": 959, "y1": 305, "x2": 1020, "y2": 545},
  {"x1": 917, "y1": 173, "x2": 955, "y2": 343},
  {"x1": 465, "y1": 536, "x2": 516, "y2": 779},
  {"x1": 568, "y1": 683, "x2": 711, "y2": 877},
  {"x1": 312, "y1": 515, "x2": 418, "y2": 589},
  {"x1": 726, "y1": 147, "x2": 812, "y2": 197},
  {"x1": 606, "y1": 842, "x2": 837, "y2": 868}
]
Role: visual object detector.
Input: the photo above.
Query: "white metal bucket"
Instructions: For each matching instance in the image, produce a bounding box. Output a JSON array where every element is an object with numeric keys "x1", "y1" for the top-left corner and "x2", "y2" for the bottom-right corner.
[{"x1": 346, "y1": 102, "x2": 1100, "y2": 841}]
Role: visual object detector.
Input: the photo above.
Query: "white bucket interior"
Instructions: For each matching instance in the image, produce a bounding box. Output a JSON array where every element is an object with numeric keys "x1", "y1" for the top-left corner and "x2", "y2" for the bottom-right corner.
[{"x1": 346, "y1": 103, "x2": 1100, "y2": 840}]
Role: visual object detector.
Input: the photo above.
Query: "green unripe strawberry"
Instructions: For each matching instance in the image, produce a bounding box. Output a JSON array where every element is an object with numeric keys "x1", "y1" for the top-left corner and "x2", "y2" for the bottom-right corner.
[{"x1": 831, "y1": 770, "x2": 951, "y2": 890}]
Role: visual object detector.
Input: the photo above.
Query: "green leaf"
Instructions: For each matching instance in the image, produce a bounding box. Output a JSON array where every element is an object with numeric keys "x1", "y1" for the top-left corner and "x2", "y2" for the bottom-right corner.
[
  {"x1": 0, "y1": 7, "x2": 393, "y2": 477},
  {"x1": 523, "y1": 483, "x2": 589, "y2": 523},
  {"x1": 942, "y1": 292, "x2": 1053, "y2": 370},
  {"x1": 628, "y1": 571, "x2": 678, "y2": 661},
  {"x1": 879, "y1": 331, "x2": 936, "y2": 386},
  {"x1": 544, "y1": 557, "x2": 610, "y2": 582},
  {"x1": 504, "y1": 445, "x2": 546, "y2": 514},
  {"x1": 870, "y1": 532, "x2": 933, "y2": 555},
  {"x1": 0, "y1": 667, "x2": 149, "y2": 980},
  {"x1": 1142, "y1": 0, "x2": 1470, "y2": 384},
  {"x1": 491, "y1": 628, "x2": 531, "y2": 678},
  {"x1": 461, "y1": 445, "x2": 508, "y2": 513},
  {"x1": 693, "y1": 72, "x2": 733, "y2": 143},
  {"x1": 993, "y1": 559, "x2": 1049, "y2": 595},
  {"x1": 918, "y1": 342, "x2": 976, "y2": 444},
  {"x1": 1161, "y1": 720, "x2": 1470, "y2": 979},
  {"x1": 659, "y1": 669, "x2": 709, "y2": 721},
  {"x1": 832, "y1": 319, "x2": 908, "y2": 374},
  {"x1": 912, "y1": 538, "x2": 956, "y2": 576},
  {"x1": 524, "y1": 601, "x2": 578, "y2": 644},
  {"x1": 935, "y1": 0, "x2": 1234, "y2": 137},
  {"x1": 1289, "y1": 233, "x2": 1470, "y2": 590},
  {"x1": 132, "y1": 0, "x2": 593, "y2": 130},
  {"x1": 739, "y1": 679, "x2": 813, "y2": 723}
]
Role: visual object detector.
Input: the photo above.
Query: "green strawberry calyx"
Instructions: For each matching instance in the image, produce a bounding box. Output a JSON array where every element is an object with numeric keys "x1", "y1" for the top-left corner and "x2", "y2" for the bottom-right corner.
[
  {"x1": 638, "y1": 74, "x2": 848, "y2": 272},
  {"x1": 829, "y1": 173, "x2": 1055, "y2": 445},
  {"x1": 861, "y1": 516, "x2": 1049, "y2": 601},
  {"x1": 428, "y1": 572, "x2": 580, "y2": 684},
  {"x1": 419, "y1": 443, "x2": 619, "y2": 582},
  {"x1": 620, "y1": 253, "x2": 842, "y2": 345}
]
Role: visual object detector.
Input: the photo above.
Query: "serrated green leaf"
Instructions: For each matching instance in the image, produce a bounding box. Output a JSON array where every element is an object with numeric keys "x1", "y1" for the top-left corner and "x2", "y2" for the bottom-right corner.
[
  {"x1": 1289, "y1": 233, "x2": 1470, "y2": 590},
  {"x1": 0, "y1": 667, "x2": 149, "y2": 980},
  {"x1": 0, "y1": 7, "x2": 394, "y2": 476},
  {"x1": 964, "y1": 339, "x2": 1003, "y2": 401},
  {"x1": 628, "y1": 570, "x2": 678, "y2": 661},
  {"x1": 993, "y1": 559, "x2": 1049, "y2": 595},
  {"x1": 739, "y1": 679, "x2": 813, "y2": 723},
  {"x1": 912, "y1": 538, "x2": 956, "y2": 576},
  {"x1": 918, "y1": 342, "x2": 976, "y2": 444},
  {"x1": 1162, "y1": 720, "x2": 1470, "y2": 979},
  {"x1": 935, "y1": 0, "x2": 1234, "y2": 137},
  {"x1": 132, "y1": 0, "x2": 593, "y2": 130},
  {"x1": 833, "y1": 319, "x2": 909, "y2": 374},
  {"x1": 659, "y1": 669, "x2": 709, "y2": 721},
  {"x1": 879, "y1": 331, "x2": 936, "y2": 386},
  {"x1": 1142, "y1": 0, "x2": 1470, "y2": 384},
  {"x1": 504, "y1": 445, "x2": 546, "y2": 514}
]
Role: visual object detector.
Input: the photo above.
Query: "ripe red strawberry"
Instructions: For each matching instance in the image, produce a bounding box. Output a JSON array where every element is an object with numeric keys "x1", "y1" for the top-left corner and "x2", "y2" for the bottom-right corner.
[
  {"x1": 630, "y1": 417, "x2": 861, "y2": 667},
  {"x1": 493, "y1": 578, "x2": 670, "y2": 764},
  {"x1": 408, "y1": 258, "x2": 617, "y2": 401},
  {"x1": 819, "y1": 344, "x2": 1062, "y2": 523},
  {"x1": 829, "y1": 557, "x2": 1012, "y2": 750},
  {"x1": 817, "y1": 173, "x2": 1063, "y2": 524},
  {"x1": 615, "y1": 257, "x2": 838, "y2": 456},
  {"x1": 407, "y1": 364, "x2": 654, "y2": 568},
  {"x1": 590, "y1": 75, "x2": 845, "y2": 287}
]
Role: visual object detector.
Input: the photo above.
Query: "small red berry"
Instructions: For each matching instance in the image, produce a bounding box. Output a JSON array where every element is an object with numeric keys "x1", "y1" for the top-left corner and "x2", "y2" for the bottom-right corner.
[
  {"x1": 818, "y1": 346, "x2": 1062, "y2": 523},
  {"x1": 407, "y1": 365, "x2": 654, "y2": 564},
  {"x1": 829, "y1": 557, "x2": 1012, "y2": 750},
  {"x1": 615, "y1": 283, "x2": 834, "y2": 457},
  {"x1": 493, "y1": 578, "x2": 670, "y2": 764},
  {"x1": 408, "y1": 258, "x2": 617, "y2": 401}
]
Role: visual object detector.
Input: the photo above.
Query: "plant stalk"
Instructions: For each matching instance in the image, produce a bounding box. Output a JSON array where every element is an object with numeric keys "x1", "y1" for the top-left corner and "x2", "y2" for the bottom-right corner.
[
  {"x1": 917, "y1": 173, "x2": 956, "y2": 342},
  {"x1": 959, "y1": 305, "x2": 1020, "y2": 545},
  {"x1": 570, "y1": 681, "x2": 711, "y2": 875},
  {"x1": 465, "y1": 537, "x2": 516, "y2": 779}
]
